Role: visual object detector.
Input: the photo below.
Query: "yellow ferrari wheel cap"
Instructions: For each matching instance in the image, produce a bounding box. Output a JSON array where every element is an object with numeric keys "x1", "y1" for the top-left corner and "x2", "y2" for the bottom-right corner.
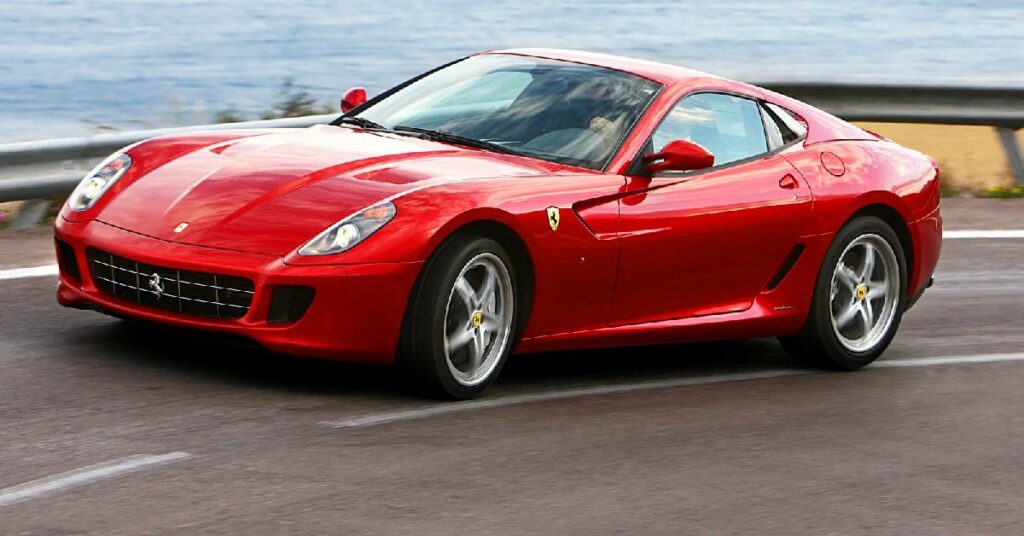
[
  {"x1": 855, "y1": 284, "x2": 867, "y2": 301},
  {"x1": 471, "y1": 311, "x2": 483, "y2": 329}
]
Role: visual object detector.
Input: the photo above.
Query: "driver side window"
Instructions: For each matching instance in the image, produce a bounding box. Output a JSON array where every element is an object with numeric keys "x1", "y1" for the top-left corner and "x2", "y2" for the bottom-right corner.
[{"x1": 651, "y1": 93, "x2": 768, "y2": 167}]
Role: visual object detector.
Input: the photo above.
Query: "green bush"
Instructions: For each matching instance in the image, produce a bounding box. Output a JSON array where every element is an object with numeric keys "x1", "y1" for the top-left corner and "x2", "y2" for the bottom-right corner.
[{"x1": 980, "y1": 185, "x2": 1024, "y2": 198}]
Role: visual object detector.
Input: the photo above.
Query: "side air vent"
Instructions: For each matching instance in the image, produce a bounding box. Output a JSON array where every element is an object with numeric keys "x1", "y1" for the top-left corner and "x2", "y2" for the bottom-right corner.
[{"x1": 767, "y1": 244, "x2": 805, "y2": 290}]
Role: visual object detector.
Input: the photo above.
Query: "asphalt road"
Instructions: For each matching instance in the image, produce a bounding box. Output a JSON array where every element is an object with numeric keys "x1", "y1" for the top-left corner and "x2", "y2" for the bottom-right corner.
[{"x1": 1, "y1": 199, "x2": 1022, "y2": 534}]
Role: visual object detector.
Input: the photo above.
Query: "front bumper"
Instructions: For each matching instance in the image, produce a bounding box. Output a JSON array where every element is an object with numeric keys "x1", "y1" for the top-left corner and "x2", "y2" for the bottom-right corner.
[{"x1": 54, "y1": 218, "x2": 423, "y2": 364}]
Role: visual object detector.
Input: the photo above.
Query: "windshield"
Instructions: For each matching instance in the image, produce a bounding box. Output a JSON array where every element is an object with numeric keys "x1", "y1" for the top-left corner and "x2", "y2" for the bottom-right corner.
[{"x1": 354, "y1": 54, "x2": 662, "y2": 170}]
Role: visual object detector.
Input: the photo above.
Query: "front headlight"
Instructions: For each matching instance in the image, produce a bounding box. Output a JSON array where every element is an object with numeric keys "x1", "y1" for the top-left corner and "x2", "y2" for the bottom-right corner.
[
  {"x1": 298, "y1": 202, "x2": 397, "y2": 256},
  {"x1": 68, "y1": 152, "x2": 132, "y2": 211}
]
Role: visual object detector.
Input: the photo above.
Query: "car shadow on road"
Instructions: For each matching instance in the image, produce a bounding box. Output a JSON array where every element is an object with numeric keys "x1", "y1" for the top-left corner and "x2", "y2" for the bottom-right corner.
[
  {"x1": 500, "y1": 338, "x2": 801, "y2": 392},
  {"x1": 80, "y1": 318, "x2": 802, "y2": 399}
]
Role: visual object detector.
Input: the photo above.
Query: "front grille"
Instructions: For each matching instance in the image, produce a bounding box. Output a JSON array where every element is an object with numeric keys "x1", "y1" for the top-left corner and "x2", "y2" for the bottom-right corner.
[{"x1": 86, "y1": 248, "x2": 255, "y2": 319}]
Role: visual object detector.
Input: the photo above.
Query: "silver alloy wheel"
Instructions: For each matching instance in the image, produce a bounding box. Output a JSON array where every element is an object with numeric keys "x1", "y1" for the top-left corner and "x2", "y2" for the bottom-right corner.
[
  {"x1": 829, "y1": 233, "x2": 900, "y2": 353},
  {"x1": 442, "y1": 252, "x2": 514, "y2": 387}
]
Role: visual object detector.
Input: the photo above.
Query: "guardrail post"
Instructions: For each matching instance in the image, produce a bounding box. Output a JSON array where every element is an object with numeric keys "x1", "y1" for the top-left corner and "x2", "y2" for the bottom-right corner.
[
  {"x1": 995, "y1": 127, "x2": 1024, "y2": 186},
  {"x1": 10, "y1": 199, "x2": 51, "y2": 229}
]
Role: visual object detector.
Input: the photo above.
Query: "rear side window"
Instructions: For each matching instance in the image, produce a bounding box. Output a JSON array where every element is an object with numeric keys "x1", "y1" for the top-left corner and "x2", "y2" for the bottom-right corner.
[
  {"x1": 651, "y1": 93, "x2": 768, "y2": 166},
  {"x1": 763, "y1": 102, "x2": 807, "y2": 144},
  {"x1": 760, "y1": 105, "x2": 787, "y2": 150}
]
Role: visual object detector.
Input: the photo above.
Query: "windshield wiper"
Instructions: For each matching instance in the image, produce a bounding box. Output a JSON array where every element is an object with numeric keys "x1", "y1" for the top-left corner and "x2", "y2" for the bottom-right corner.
[
  {"x1": 335, "y1": 116, "x2": 389, "y2": 131},
  {"x1": 392, "y1": 126, "x2": 524, "y2": 156}
]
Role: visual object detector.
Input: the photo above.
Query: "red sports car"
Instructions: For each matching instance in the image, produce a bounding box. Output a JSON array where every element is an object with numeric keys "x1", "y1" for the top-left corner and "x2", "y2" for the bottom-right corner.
[{"x1": 55, "y1": 49, "x2": 942, "y2": 398}]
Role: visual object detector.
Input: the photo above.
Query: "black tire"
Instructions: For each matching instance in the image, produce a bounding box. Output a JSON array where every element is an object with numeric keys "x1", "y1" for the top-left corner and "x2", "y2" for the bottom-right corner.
[
  {"x1": 398, "y1": 234, "x2": 519, "y2": 399},
  {"x1": 780, "y1": 216, "x2": 908, "y2": 369}
]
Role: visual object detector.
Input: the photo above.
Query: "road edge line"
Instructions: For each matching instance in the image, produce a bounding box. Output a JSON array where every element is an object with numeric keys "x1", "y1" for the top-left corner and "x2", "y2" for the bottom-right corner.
[
  {"x1": 0, "y1": 451, "x2": 193, "y2": 508},
  {"x1": 323, "y1": 351, "x2": 1024, "y2": 429},
  {"x1": 0, "y1": 264, "x2": 58, "y2": 280}
]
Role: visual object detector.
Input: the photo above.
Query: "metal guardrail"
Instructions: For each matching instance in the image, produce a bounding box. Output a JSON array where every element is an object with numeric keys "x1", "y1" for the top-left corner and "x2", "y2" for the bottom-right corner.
[
  {"x1": 766, "y1": 83, "x2": 1024, "y2": 188},
  {"x1": 0, "y1": 84, "x2": 1022, "y2": 214},
  {"x1": 764, "y1": 83, "x2": 1024, "y2": 128},
  {"x1": 0, "y1": 114, "x2": 335, "y2": 206},
  {"x1": 0, "y1": 114, "x2": 336, "y2": 169}
]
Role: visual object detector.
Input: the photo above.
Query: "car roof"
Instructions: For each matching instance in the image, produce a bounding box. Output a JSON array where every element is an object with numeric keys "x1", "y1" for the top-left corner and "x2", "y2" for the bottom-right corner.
[
  {"x1": 484, "y1": 48, "x2": 716, "y2": 85},
  {"x1": 481, "y1": 49, "x2": 872, "y2": 146}
]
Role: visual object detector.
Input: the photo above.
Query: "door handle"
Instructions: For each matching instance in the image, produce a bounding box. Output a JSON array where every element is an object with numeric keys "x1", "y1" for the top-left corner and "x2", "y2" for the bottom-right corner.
[{"x1": 779, "y1": 174, "x2": 799, "y2": 189}]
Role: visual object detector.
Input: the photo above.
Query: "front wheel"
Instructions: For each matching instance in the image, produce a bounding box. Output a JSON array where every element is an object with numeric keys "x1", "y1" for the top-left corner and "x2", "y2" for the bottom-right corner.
[
  {"x1": 781, "y1": 216, "x2": 907, "y2": 369},
  {"x1": 399, "y1": 235, "x2": 518, "y2": 399}
]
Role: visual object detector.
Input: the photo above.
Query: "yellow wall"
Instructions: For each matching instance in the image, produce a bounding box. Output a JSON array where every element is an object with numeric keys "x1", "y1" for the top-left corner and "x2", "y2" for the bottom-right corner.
[{"x1": 854, "y1": 122, "x2": 1023, "y2": 192}]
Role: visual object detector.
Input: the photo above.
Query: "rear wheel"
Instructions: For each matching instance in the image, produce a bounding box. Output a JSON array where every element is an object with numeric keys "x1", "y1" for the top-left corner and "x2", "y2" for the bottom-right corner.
[
  {"x1": 399, "y1": 235, "x2": 518, "y2": 399},
  {"x1": 781, "y1": 216, "x2": 907, "y2": 369}
]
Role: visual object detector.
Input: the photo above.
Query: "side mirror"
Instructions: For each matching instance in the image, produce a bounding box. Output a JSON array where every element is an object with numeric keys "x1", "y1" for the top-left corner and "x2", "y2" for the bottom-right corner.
[
  {"x1": 643, "y1": 139, "x2": 714, "y2": 174},
  {"x1": 340, "y1": 87, "x2": 367, "y2": 113}
]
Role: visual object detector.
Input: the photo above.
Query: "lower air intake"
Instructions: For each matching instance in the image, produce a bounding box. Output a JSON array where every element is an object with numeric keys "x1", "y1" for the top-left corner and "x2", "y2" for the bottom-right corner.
[
  {"x1": 267, "y1": 286, "x2": 316, "y2": 324},
  {"x1": 55, "y1": 238, "x2": 81, "y2": 282}
]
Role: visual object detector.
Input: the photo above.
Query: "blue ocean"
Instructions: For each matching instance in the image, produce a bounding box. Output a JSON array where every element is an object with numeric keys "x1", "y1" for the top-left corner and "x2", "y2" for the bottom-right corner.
[{"x1": 1, "y1": 0, "x2": 1022, "y2": 142}]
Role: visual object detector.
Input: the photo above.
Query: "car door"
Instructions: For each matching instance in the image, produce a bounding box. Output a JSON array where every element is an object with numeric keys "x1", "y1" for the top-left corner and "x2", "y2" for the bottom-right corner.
[{"x1": 609, "y1": 92, "x2": 812, "y2": 326}]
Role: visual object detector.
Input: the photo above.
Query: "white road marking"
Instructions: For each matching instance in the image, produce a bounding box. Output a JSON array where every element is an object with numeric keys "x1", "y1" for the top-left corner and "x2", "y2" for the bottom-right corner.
[
  {"x1": 874, "y1": 352, "x2": 1024, "y2": 368},
  {"x1": 323, "y1": 369, "x2": 815, "y2": 428},
  {"x1": 943, "y1": 230, "x2": 1024, "y2": 239},
  {"x1": 0, "y1": 264, "x2": 58, "y2": 280},
  {"x1": 0, "y1": 452, "x2": 192, "y2": 508},
  {"x1": 323, "y1": 351, "x2": 1024, "y2": 429}
]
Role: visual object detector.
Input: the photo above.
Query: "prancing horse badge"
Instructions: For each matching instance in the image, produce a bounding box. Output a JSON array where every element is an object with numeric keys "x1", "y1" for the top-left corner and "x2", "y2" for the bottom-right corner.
[{"x1": 546, "y1": 206, "x2": 560, "y2": 231}]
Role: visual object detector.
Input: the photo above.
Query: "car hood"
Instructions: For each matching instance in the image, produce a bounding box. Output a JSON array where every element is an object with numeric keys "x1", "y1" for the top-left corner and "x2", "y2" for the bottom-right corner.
[{"x1": 99, "y1": 125, "x2": 556, "y2": 256}]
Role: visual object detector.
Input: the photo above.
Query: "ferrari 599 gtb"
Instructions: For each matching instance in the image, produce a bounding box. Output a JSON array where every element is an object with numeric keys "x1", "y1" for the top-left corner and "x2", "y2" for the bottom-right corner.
[{"x1": 55, "y1": 49, "x2": 941, "y2": 398}]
